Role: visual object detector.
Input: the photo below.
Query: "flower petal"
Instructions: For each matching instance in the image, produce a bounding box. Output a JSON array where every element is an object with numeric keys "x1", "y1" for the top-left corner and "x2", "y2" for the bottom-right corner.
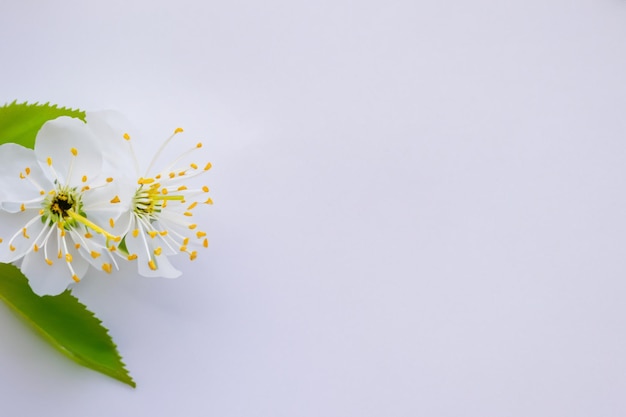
[
  {"x1": 0, "y1": 143, "x2": 52, "y2": 202},
  {"x1": 124, "y1": 217, "x2": 181, "y2": 278},
  {"x1": 20, "y1": 229, "x2": 89, "y2": 296},
  {"x1": 0, "y1": 210, "x2": 45, "y2": 263},
  {"x1": 34, "y1": 116, "x2": 103, "y2": 185}
]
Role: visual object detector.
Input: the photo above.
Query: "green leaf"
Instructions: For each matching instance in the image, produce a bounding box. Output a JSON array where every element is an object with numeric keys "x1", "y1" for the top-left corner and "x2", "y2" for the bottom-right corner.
[
  {"x1": 0, "y1": 101, "x2": 85, "y2": 149},
  {"x1": 0, "y1": 263, "x2": 135, "y2": 387}
]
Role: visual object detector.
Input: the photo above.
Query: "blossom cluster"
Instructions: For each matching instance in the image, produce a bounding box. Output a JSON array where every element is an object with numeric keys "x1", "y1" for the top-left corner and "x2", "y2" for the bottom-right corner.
[{"x1": 0, "y1": 113, "x2": 212, "y2": 296}]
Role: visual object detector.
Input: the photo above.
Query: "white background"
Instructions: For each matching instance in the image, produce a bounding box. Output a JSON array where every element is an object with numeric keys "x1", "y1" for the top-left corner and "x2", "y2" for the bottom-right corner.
[{"x1": 1, "y1": 0, "x2": 626, "y2": 416}]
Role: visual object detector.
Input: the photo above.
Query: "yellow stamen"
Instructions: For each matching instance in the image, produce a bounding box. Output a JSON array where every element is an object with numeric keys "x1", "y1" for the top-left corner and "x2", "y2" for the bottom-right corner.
[
  {"x1": 72, "y1": 274, "x2": 80, "y2": 283},
  {"x1": 196, "y1": 231, "x2": 206, "y2": 238},
  {"x1": 190, "y1": 163, "x2": 198, "y2": 169},
  {"x1": 106, "y1": 177, "x2": 114, "y2": 183},
  {"x1": 20, "y1": 203, "x2": 25, "y2": 211},
  {"x1": 203, "y1": 238, "x2": 208, "y2": 248},
  {"x1": 91, "y1": 251, "x2": 101, "y2": 258},
  {"x1": 190, "y1": 251, "x2": 197, "y2": 260},
  {"x1": 47, "y1": 157, "x2": 52, "y2": 166},
  {"x1": 154, "y1": 247, "x2": 162, "y2": 256},
  {"x1": 39, "y1": 209, "x2": 44, "y2": 215},
  {"x1": 148, "y1": 260, "x2": 157, "y2": 270},
  {"x1": 174, "y1": 127, "x2": 184, "y2": 134},
  {"x1": 189, "y1": 224, "x2": 197, "y2": 230},
  {"x1": 196, "y1": 142, "x2": 202, "y2": 148},
  {"x1": 25, "y1": 167, "x2": 30, "y2": 175},
  {"x1": 148, "y1": 231, "x2": 158, "y2": 238},
  {"x1": 161, "y1": 188, "x2": 168, "y2": 195},
  {"x1": 183, "y1": 212, "x2": 193, "y2": 217},
  {"x1": 169, "y1": 172, "x2": 176, "y2": 179},
  {"x1": 204, "y1": 162, "x2": 212, "y2": 171},
  {"x1": 66, "y1": 210, "x2": 118, "y2": 241},
  {"x1": 110, "y1": 195, "x2": 121, "y2": 203},
  {"x1": 123, "y1": 133, "x2": 131, "y2": 140},
  {"x1": 102, "y1": 263, "x2": 112, "y2": 273},
  {"x1": 22, "y1": 228, "x2": 29, "y2": 238},
  {"x1": 205, "y1": 198, "x2": 214, "y2": 205},
  {"x1": 58, "y1": 250, "x2": 62, "y2": 259},
  {"x1": 85, "y1": 232, "x2": 93, "y2": 238},
  {"x1": 202, "y1": 186, "x2": 209, "y2": 192},
  {"x1": 65, "y1": 253, "x2": 73, "y2": 262},
  {"x1": 19, "y1": 172, "x2": 25, "y2": 179},
  {"x1": 45, "y1": 258, "x2": 53, "y2": 266},
  {"x1": 9, "y1": 245, "x2": 15, "y2": 252},
  {"x1": 81, "y1": 185, "x2": 90, "y2": 191},
  {"x1": 109, "y1": 218, "x2": 115, "y2": 227},
  {"x1": 187, "y1": 202, "x2": 198, "y2": 210},
  {"x1": 75, "y1": 243, "x2": 81, "y2": 249},
  {"x1": 127, "y1": 254, "x2": 138, "y2": 261},
  {"x1": 34, "y1": 244, "x2": 39, "y2": 252},
  {"x1": 40, "y1": 190, "x2": 45, "y2": 195},
  {"x1": 180, "y1": 245, "x2": 187, "y2": 252},
  {"x1": 183, "y1": 237, "x2": 190, "y2": 245},
  {"x1": 178, "y1": 185, "x2": 188, "y2": 191},
  {"x1": 132, "y1": 229, "x2": 139, "y2": 238},
  {"x1": 71, "y1": 148, "x2": 78, "y2": 156},
  {"x1": 82, "y1": 175, "x2": 87, "y2": 182},
  {"x1": 138, "y1": 177, "x2": 155, "y2": 184},
  {"x1": 159, "y1": 231, "x2": 168, "y2": 236}
]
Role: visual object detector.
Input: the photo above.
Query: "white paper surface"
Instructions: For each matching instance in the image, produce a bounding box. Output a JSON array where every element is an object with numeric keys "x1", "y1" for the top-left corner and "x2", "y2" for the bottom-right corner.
[{"x1": 1, "y1": 1, "x2": 626, "y2": 416}]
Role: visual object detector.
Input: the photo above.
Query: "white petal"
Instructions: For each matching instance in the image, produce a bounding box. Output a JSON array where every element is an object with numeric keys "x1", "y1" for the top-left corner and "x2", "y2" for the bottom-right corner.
[
  {"x1": 0, "y1": 143, "x2": 52, "y2": 201},
  {"x1": 34, "y1": 116, "x2": 103, "y2": 185},
  {"x1": 0, "y1": 210, "x2": 45, "y2": 263},
  {"x1": 124, "y1": 218, "x2": 181, "y2": 278},
  {"x1": 20, "y1": 230, "x2": 89, "y2": 296},
  {"x1": 85, "y1": 111, "x2": 138, "y2": 178}
]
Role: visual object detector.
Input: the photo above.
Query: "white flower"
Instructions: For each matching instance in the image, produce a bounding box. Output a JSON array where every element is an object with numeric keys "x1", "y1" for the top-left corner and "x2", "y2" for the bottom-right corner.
[
  {"x1": 0, "y1": 116, "x2": 130, "y2": 295},
  {"x1": 87, "y1": 112, "x2": 213, "y2": 278}
]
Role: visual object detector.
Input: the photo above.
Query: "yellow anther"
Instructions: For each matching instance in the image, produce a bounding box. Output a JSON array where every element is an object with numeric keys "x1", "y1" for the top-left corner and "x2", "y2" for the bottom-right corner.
[
  {"x1": 22, "y1": 228, "x2": 29, "y2": 238},
  {"x1": 106, "y1": 177, "x2": 114, "y2": 183},
  {"x1": 180, "y1": 245, "x2": 187, "y2": 252},
  {"x1": 183, "y1": 238, "x2": 190, "y2": 245},
  {"x1": 196, "y1": 142, "x2": 202, "y2": 148},
  {"x1": 189, "y1": 224, "x2": 197, "y2": 230},
  {"x1": 187, "y1": 202, "x2": 198, "y2": 210},
  {"x1": 58, "y1": 250, "x2": 62, "y2": 258},
  {"x1": 34, "y1": 244, "x2": 39, "y2": 252},
  {"x1": 148, "y1": 231, "x2": 158, "y2": 238},
  {"x1": 178, "y1": 171, "x2": 186, "y2": 176},
  {"x1": 183, "y1": 212, "x2": 193, "y2": 217},
  {"x1": 85, "y1": 232, "x2": 93, "y2": 238},
  {"x1": 154, "y1": 247, "x2": 162, "y2": 256},
  {"x1": 174, "y1": 127, "x2": 184, "y2": 134},
  {"x1": 20, "y1": 203, "x2": 25, "y2": 211},
  {"x1": 47, "y1": 157, "x2": 52, "y2": 166},
  {"x1": 169, "y1": 172, "x2": 176, "y2": 179},
  {"x1": 72, "y1": 275, "x2": 80, "y2": 283},
  {"x1": 109, "y1": 246, "x2": 117, "y2": 252},
  {"x1": 110, "y1": 195, "x2": 121, "y2": 203},
  {"x1": 45, "y1": 258, "x2": 53, "y2": 266},
  {"x1": 127, "y1": 254, "x2": 138, "y2": 261},
  {"x1": 204, "y1": 162, "x2": 212, "y2": 171},
  {"x1": 178, "y1": 185, "x2": 188, "y2": 191},
  {"x1": 161, "y1": 188, "x2": 168, "y2": 195},
  {"x1": 204, "y1": 198, "x2": 214, "y2": 205},
  {"x1": 156, "y1": 174, "x2": 161, "y2": 179},
  {"x1": 190, "y1": 251, "x2": 197, "y2": 261},
  {"x1": 49, "y1": 190, "x2": 56, "y2": 195},
  {"x1": 202, "y1": 186, "x2": 209, "y2": 192},
  {"x1": 75, "y1": 243, "x2": 81, "y2": 249},
  {"x1": 71, "y1": 148, "x2": 78, "y2": 156},
  {"x1": 159, "y1": 231, "x2": 168, "y2": 236},
  {"x1": 9, "y1": 245, "x2": 15, "y2": 252},
  {"x1": 109, "y1": 218, "x2": 115, "y2": 227},
  {"x1": 196, "y1": 231, "x2": 206, "y2": 238},
  {"x1": 148, "y1": 260, "x2": 157, "y2": 270},
  {"x1": 190, "y1": 163, "x2": 198, "y2": 169},
  {"x1": 0, "y1": 238, "x2": 3, "y2": 243},
  {"x1": 81, "y1": 186, "x2": 90, "y2": 191},
  {"x1": 102, "y1": 263, "x2": 112, "y2": 273},
  {"x1": 65, "y1": 253, "x2": 73, "y2": 262},
  {"x1": 123, "y1": 133, "x2": 131, "y2": 140},
  {"x1": 138, "y1": 177, "x2": 155, "y2": 184},
  {"x1": 203, "y1": 238, "x2": 208, "y2": 248},
  {"x1": 25, "y1": 167, "x2": 30, "y2": 175},
  {"x1": 39, "y1": 190, "x2": 45, "y2": 195},
  {"x1": 132, "y1": 229, "x2": 139, "y2": 237},
  {"x1": 60, "y1": 229, "x2": 66, "y2": 237},
  {"x1": 91, "y1": 251, "x2": 101, "y2": 258},
  {"x1": 82, "y1": 175, "x2": 88, "y2": 182},
  {"x1": 19, "y1": 172, "x2": 25, "y2": 179}
]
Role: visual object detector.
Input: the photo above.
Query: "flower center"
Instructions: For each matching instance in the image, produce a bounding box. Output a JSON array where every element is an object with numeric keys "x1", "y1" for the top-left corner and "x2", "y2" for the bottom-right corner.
[
  {"x1": 132, "y1": 183, "x2": 183, "y2": 219},
  {"x1": 43, "y1": 185, "x2": 83, "y2": 225}
]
